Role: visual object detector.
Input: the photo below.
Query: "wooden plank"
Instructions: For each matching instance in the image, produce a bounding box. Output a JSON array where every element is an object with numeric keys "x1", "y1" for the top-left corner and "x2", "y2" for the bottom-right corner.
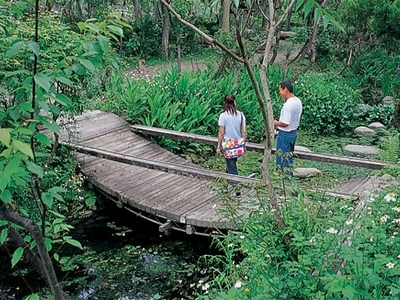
[
  {"x1": 131, "y1": 124, "x2": 390, "y2": 170},
  {"x1": 62, "y1": 142, "x2": 260, "y2": 185}
]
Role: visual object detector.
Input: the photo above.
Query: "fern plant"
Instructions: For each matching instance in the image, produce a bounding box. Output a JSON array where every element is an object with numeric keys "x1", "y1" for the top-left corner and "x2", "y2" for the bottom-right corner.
[{"x1": 378, "y1": 131, "x2": 400, "y2": 163}]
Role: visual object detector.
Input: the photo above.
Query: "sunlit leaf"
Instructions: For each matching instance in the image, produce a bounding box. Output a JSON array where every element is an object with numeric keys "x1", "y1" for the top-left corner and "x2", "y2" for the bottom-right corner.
[
  {"x1": 25, "y1": 294, "x2": 40, "y2": 300},
  {"x1": 6, "y1": 40, "x2": 25, "y2": 58},
  {"x1": 0, "y1": 228, "x2": 8, "y2": 244},
  {"x1": 41, "y1": 192, "x2": 53, "y2": 208},
  {"x1": 0, "y1": 190, "x2": 12, "y2": 204},
  {"x1": 27, "y1": 41, "x2": 40, "y2": 56},
  {"x1": 11, "y1": 247, "x2": 24, "y2": 268},
  {"x1": 78, "y1": 58, "x2": 95, "y2": 72},
  {"x1": 11, "y1": 140, "x2": 33, "y2": 159},
  {"x1": 44, "y1": 237, "x2": 52, "y2": 251},
  {"x1": 107, "y1": 25, "x2": 123, "y2": 37},
  {"x1": 34, "y1": 73, "x2": 51, "y2": 92},
  {"x1": 64, "y1": 236, "x2": 83, "y2": 250},
  {"x1": 0, "y1": 128, "x2": 11, "y2": 147},
  {"x1": 54, "y1": 93, "x2": 72, "y2": 107},
  {"x1": 85, "y1": 23, "x2": 100, "y2": 34},
  {"x1": 0, "y1": 173, "x2": 10, "y2": 192},
  {"x1": 35, "y1": 132, "x2": 51, "y2": 147},
  {"x1": 26, "y1": 161, "x2": 44, "y2": 177}
]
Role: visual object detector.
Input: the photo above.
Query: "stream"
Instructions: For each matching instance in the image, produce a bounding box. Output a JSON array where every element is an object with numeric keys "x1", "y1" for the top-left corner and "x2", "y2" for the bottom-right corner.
[{"x1": 0, "y1": 199, "x2": 218, "y2": 300}]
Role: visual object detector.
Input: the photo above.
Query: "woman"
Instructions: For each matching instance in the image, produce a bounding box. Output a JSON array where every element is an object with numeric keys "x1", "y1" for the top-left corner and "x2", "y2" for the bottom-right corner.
[{"x1": 216, "y1": 94, "x2": 247, "y2": 177}]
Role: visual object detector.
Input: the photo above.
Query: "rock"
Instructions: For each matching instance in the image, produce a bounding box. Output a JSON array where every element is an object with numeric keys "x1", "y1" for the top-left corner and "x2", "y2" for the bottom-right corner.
[
  {"x1": 343, "y1": 144, "x2": 378, "y2": 157},
  {"x1": 294, "y1": 167, "x2": 322, "y2": 178},
  {"x1": 295, "y1": 146, "x2": 312, "y2": 152},
  {"x1": 382, "y1": 96, "x2": 394, "y2": 104},
  {"x1": 354, "y1": 126, "x2": 376, "y2": 136},
  {"x1": 368, "y1": 122, "x2": 385, "y2": 129}
]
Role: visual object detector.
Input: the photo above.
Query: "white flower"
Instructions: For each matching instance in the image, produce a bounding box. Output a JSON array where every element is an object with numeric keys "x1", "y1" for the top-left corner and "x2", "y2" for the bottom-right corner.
[
  {"x1": 392, "y1": 218, "x2": 400, "y2": 225},
  {"x1": 345, "y1": 219, "x2": 353, "y2": 225},
  {"x1": 309, "y1": 236, "x2": 316, "y2": 243},
  {"x1": 380, "y1": 215, "x2": 390, "y2": 223},
  {"x1": 327, "y1": 227, "x2": 338, "y2": 234},
  {"x1": 228, "y1": 243, "x2": 233, "y2": 248},
  {"x1": 240, "y1": 235, "x2": 245, "y2": 239},
  {"x1": 234, "y1": 280, "x2": 242, "y2": 289},
  {"x1": 386, "y1": 262, "x2": 395, "y2": 269},
  {"x1": 392, "y1": 207, "x2": 400, "y2": 213},
  {"x1": 202, "y1": 283, "x2": 210, "y2": 291},
  {"x1": 370, "y1": 236, "x2": 374, "y2": 242},
  {"x1": 384, "y1": 193, "x2": 397, "y2": 202},
  {"x1": 397, "y1": 254, "x2": 400, "y2": 259}
]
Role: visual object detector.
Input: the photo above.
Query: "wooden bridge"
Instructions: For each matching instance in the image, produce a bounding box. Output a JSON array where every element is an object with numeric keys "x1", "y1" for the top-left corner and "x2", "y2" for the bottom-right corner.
[{"x1": 59, "y1": 110, "x2": 390, "y2": 236}]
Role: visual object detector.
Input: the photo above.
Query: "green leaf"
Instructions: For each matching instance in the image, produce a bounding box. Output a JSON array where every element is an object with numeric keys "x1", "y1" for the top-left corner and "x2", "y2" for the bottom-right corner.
[
  {"x1": 41, "y1": 192, "x2": 53, "y2": 208},
  {"x1": 0, "y1": 190, "x2": 12, "y2": 204},
  {"x1": 78, "y1": 58, "x2": 95, "y2": 72},
  {"x1": 296, "y1": 0, "x2": 305, "y2": 11},
  {"x1": 64, "y1": 236, "x2": 83, "y2": 250},
  {"x1": 11, "y1": 140, "x2": 33, "y2": 159},
  {"x1": 26, "y1": 161, "x2": 43, "y2": 177},
  {"x1": 25, "y1": 294, "x2": 40, "y2": 300},
  {"x1": 27, "y1": 41, "x2": 40, "y2": 56},
  {"x1": 44, "y1": 237, "x2": 52, "y2": 251},
  {"x1": 6, "y1": 40, "x2": 25, "y2": 58},
  {"x1": 97, "y1": 35, "x2": 109, "y2": 52},
  {"x1": 0, "y1": 173, "x2": 10, "y2": 192},
  {"x1": 53, "y1": 93, "x2": 72, "y2": 107},
  {"x1": 55, "y1": 76, "x2": 73, "y2": 87},
  {"x1": 0, "y1": 228, "x2": 8, "y2": 244},
  {"x1": 4, "y1": 156, "x2": 21, "y2": 175},
  {"x1": 232, "y1": 0, "x2": 239, "y2": 8},
  {"x1": 34, "y1": 73, "x2": 51, "y2": 92},
  {"x1": 342, "y1": 285, "x2": 355, "y2": 298},
  {"x1": 0, "y1": 128, "x2": 11, "y2": 147},
  {"x1": 85, "y1": 23, "x2": 100, "y2": 34},
  {"x1": 11, "y1": 247, "x2": 24, "y2": 268},
  {"x1": 35, "y1": 133, "x2": 51, "y2": 147},
  {"x1": 107, "y1": 24, "x2": 124, "y2": 37}
]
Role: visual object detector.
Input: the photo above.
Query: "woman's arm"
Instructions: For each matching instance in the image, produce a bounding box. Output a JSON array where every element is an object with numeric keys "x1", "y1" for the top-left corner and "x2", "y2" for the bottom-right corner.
[{"x1": 216, "y1": 126, "x2": 225, "y2": 154}]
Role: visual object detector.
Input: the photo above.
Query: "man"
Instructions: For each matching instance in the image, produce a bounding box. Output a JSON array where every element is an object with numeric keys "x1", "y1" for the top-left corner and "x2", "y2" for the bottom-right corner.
[{"x1": 273, "y1": 81, "x2": 303, "y2": 175}]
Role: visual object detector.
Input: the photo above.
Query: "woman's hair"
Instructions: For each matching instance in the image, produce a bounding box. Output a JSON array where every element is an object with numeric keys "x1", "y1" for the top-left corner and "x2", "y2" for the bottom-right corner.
[{"x1": 224, "y1": 94, "x2": 238, "y2": 115}]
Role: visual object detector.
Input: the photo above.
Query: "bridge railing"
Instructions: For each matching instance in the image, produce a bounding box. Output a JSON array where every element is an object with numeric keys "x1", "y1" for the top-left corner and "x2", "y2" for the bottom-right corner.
[{"x1": 131, "y1": 124, "x2": 391, "y2": 170}]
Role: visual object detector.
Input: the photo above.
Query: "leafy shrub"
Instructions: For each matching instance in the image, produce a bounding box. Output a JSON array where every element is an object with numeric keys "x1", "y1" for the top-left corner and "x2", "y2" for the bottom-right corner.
[
  {"x1": 197, "y1": 184, "x2": 400, "y2": 299},
  {"x1": 295, "y1": 72, "x2": 363, "y2": 135},
  {"x1": 356, "y1": 103, "x2": 395, "y2": 126}
]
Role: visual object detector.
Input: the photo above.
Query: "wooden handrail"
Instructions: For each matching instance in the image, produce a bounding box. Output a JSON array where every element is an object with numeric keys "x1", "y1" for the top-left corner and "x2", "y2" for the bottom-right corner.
[{"x1": 131, "y1": 124, "x2": 391, "y2": 170}]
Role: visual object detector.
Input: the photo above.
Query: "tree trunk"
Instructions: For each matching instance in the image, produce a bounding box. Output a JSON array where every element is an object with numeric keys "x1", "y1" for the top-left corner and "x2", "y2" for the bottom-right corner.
[
  {"x1": 221, "y1": 0, "x2": 230, "y2": 30},
  {"x1": 132, "y1": 0, "x2": 143, "y2": 22},
  {"x1": 161, "y1": 0, "x2": 171, "y2": 59},
  {"x1": 0, "y1": 203, "x2": 66, "y2": 300}
]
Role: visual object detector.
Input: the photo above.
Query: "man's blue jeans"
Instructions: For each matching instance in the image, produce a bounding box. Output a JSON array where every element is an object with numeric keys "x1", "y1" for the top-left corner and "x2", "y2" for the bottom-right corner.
[
  {"x1": 225, "y1": 158, "x2": 238, "y2": 175},
  {"x1": 276, "y1": 130, "x2": 297, "y2": 173}
]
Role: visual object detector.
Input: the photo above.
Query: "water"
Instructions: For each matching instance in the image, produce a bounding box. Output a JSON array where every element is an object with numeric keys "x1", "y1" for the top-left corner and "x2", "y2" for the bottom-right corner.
[{"x1": 0, "y1": 200, "x2": 217, "y2": 300}]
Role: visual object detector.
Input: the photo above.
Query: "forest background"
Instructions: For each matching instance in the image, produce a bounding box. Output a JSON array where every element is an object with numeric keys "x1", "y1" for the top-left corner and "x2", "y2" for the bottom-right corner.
[{"x1": 0, "y1": 0, "x2": 400, "y2": 299}]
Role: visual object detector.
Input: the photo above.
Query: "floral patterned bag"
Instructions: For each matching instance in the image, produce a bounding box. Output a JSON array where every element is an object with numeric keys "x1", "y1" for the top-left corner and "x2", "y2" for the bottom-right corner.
[{"x1": 222, "y1": 138, "x2": 246, "y2": 159}]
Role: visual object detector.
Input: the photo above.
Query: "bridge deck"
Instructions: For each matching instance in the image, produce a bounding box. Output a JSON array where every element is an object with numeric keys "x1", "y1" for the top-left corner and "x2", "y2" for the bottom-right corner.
[
  {"x1": 59, "y1": 110, "x2": 391, "y2": 235},
  {"x1": 59, "y1": 110, "x2": 257, "y2": 234}
]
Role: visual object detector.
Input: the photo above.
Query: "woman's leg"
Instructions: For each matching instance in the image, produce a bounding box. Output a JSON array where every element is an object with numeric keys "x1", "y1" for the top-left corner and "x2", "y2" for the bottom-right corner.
[{"x1": 225, "y1": 158, "x2": 238, "y2": 175}]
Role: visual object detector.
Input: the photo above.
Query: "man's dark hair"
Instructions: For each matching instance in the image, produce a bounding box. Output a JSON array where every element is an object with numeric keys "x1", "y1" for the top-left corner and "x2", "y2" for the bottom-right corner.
[{"x1": 279, "y1": 81, "x2": 293, "y2": 93}]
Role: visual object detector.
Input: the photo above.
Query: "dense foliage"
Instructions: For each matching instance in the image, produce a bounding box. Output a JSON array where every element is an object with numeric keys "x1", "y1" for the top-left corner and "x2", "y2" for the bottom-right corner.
[{"x1": 1, "y1": 0, "x2": 399, "y2": 299}]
